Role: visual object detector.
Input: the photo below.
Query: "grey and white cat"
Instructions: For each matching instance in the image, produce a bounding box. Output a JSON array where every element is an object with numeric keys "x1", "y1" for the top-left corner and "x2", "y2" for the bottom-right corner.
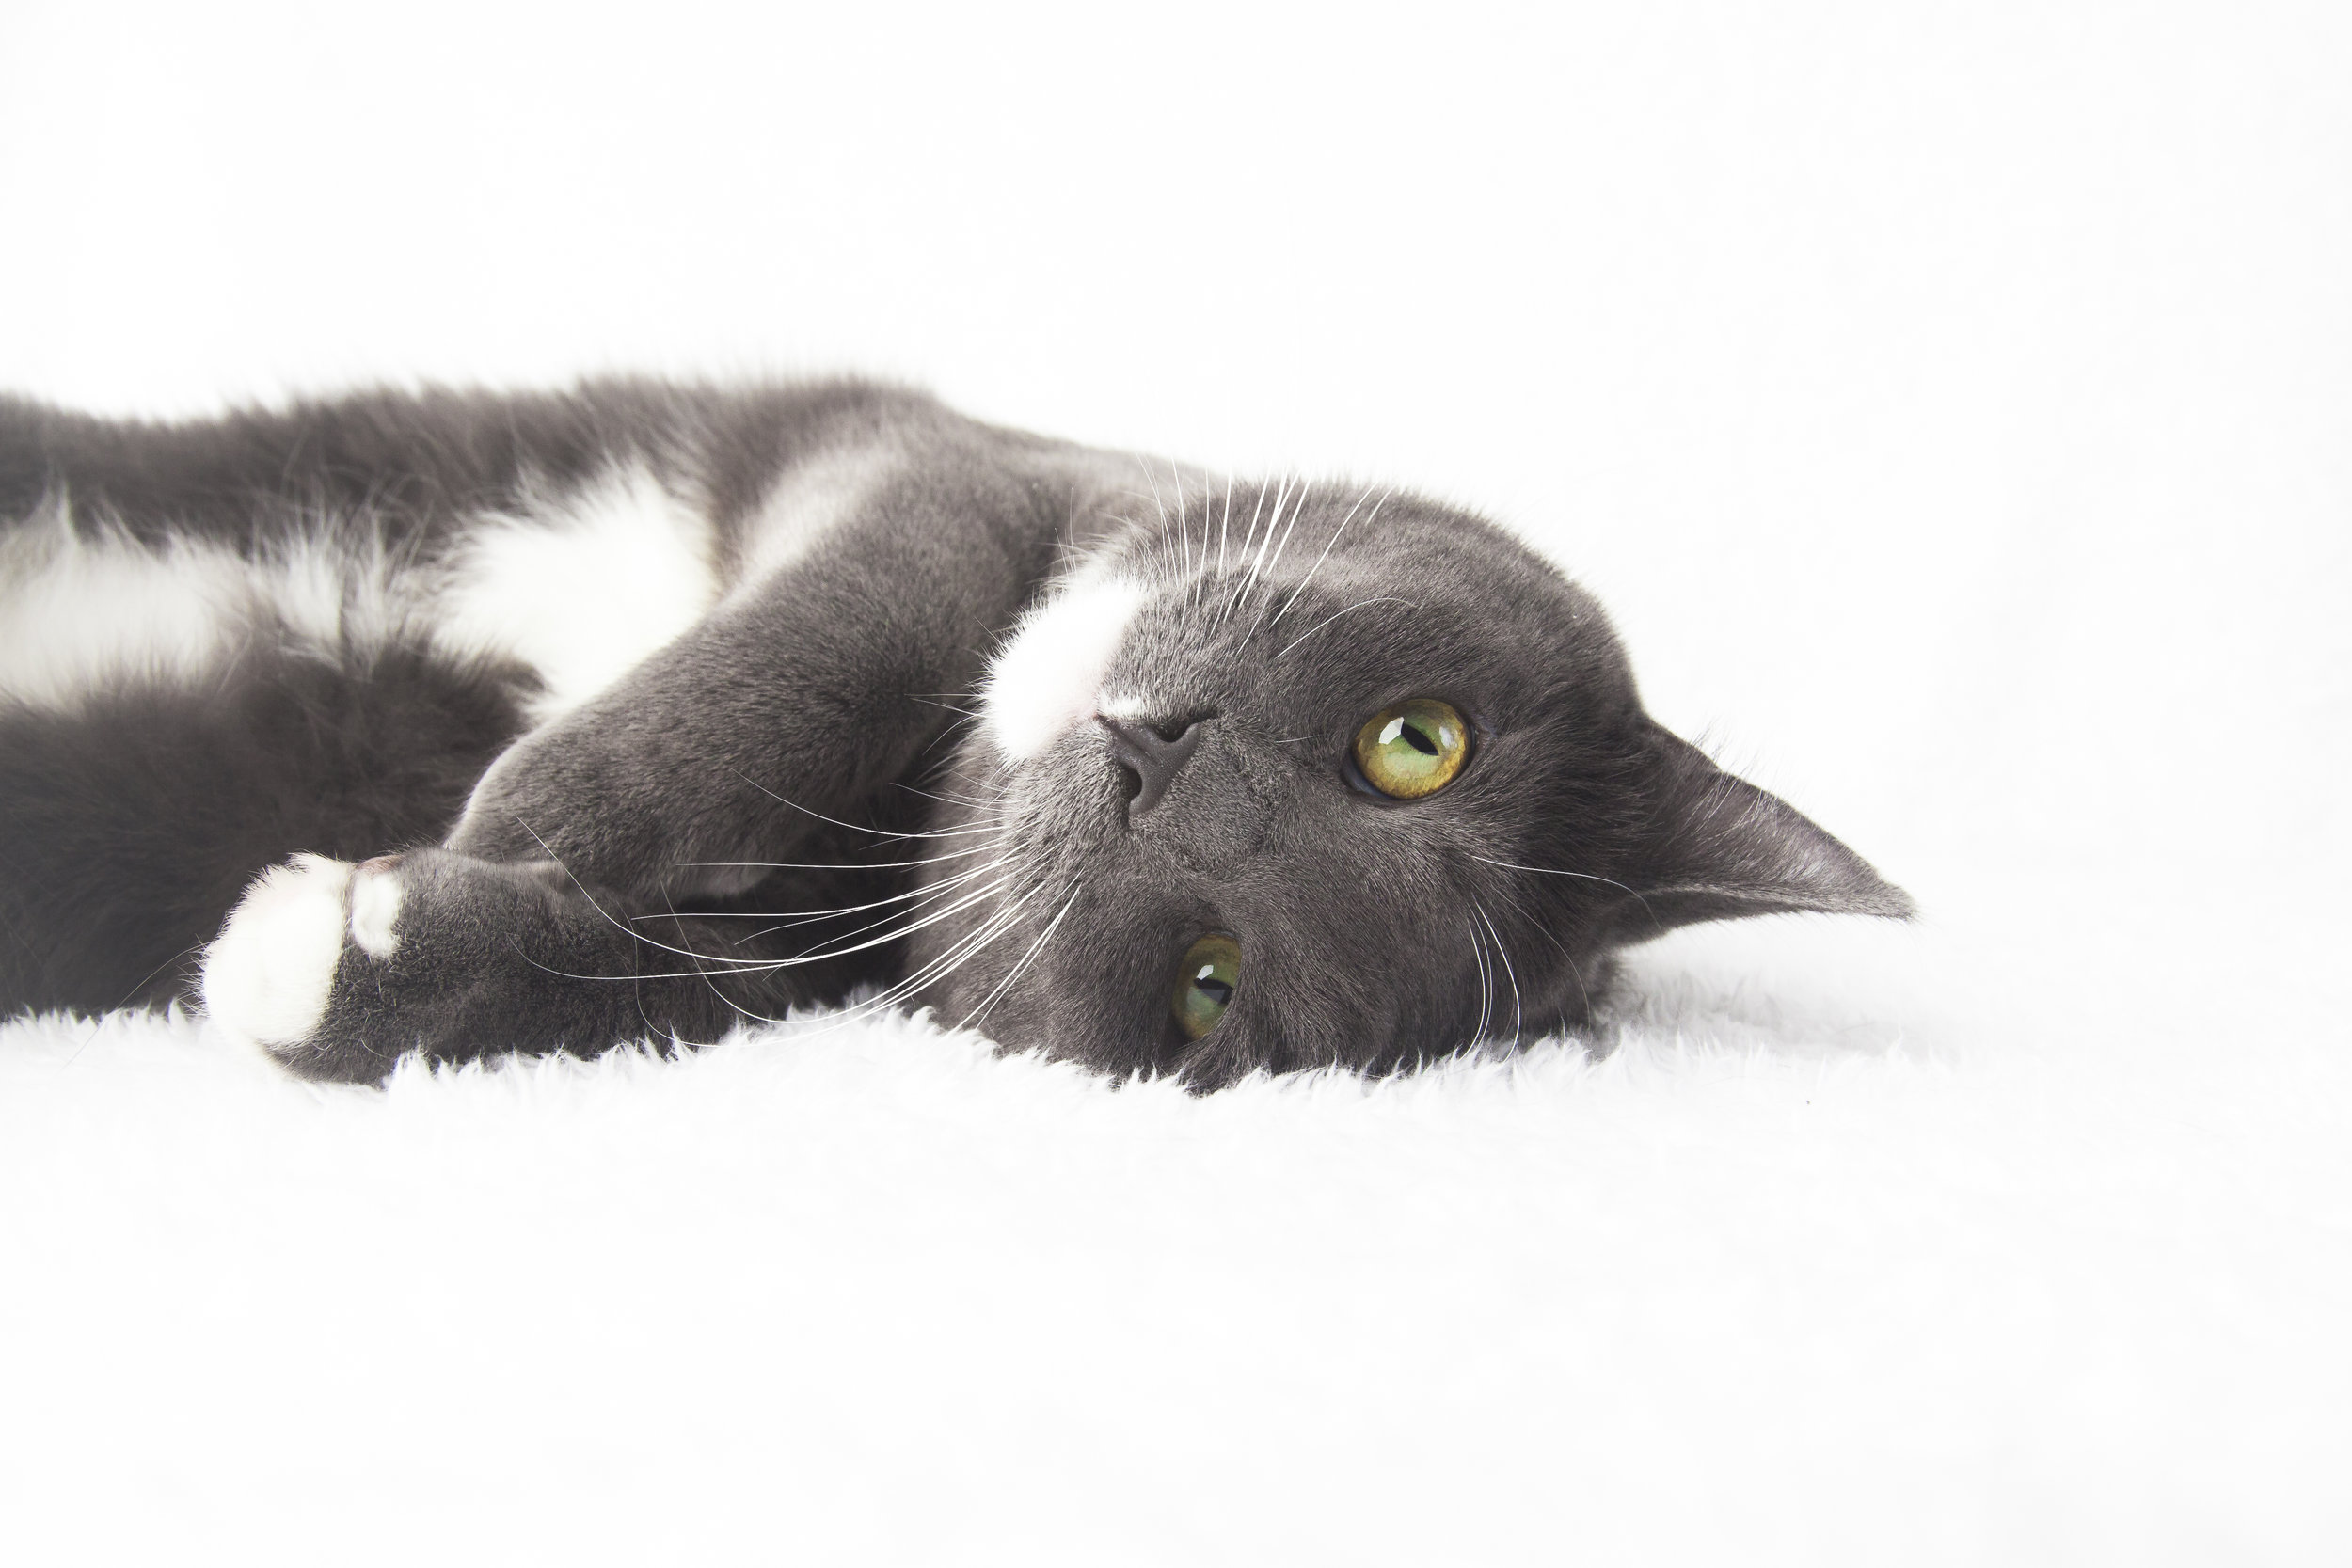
[{"x1": 0, "y1": 379, "x2": 1911, "y2": 1085}]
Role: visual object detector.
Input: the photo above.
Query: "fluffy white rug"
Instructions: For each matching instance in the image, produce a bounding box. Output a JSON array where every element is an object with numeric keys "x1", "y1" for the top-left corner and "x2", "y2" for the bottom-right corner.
[{"x1": 5, "y1": 901, "x2": 2345, "y2": 1564}]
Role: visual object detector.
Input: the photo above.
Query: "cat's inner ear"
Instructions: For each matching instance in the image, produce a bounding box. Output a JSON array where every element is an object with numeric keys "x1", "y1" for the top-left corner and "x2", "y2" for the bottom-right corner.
[{"x1": 1606, "y1": 725, "x2": 1915, "y2": 942}]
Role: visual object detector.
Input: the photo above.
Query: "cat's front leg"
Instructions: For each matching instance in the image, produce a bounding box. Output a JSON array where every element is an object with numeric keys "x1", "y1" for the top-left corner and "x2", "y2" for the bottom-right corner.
[
  {"x1": 442, "y1": 482, "x2": 1041, "y2": 898},
  {"x1": 199, "y1": 848, "x2": 766, "y2": 1081}
]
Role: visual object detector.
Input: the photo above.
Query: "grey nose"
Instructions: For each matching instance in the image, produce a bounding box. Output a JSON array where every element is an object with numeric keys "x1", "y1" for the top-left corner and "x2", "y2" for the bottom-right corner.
[{"x1": 1099, "y1": 715, "x2": 1206, "y2": 818}]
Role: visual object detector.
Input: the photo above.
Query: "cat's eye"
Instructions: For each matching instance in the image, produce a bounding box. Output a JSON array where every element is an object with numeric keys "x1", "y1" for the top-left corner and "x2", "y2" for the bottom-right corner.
[
  {"x1": 1352, "y1": 699, "x2": 1470, "y2": 799},
  {"x1": 1172, "y1": 932, "x2": 1241, "y2": 1040}
]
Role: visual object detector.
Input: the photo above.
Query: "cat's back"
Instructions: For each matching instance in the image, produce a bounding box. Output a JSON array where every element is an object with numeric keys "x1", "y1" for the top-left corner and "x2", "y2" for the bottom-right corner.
[
  {"x1": 0, "y1": 377, "x2": 958, "y2": 549},
  {"x1": 0, "y1": 378, "x2": 1001, "y2": 716}
]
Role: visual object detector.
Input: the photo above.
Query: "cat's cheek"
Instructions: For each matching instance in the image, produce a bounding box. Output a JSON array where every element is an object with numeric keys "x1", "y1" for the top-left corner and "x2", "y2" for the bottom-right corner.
[{"x1": 978, "y1": 572, "x2": 1150, "y2": 763}]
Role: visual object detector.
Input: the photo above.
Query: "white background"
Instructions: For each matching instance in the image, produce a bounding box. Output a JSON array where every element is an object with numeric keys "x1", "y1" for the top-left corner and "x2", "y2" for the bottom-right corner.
[{"x1": 2, "y1": 3, "x2": 2346, "y2": 1562}]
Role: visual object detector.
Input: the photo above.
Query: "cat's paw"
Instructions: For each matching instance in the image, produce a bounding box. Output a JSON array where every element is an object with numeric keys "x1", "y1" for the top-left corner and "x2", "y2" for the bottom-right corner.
[
  {"x1": 201, "y1": 852, "x2": 406, "y2": 1074},
  {"x1": 201, "y1": 847, "x2": 662, "y2": 1083}
]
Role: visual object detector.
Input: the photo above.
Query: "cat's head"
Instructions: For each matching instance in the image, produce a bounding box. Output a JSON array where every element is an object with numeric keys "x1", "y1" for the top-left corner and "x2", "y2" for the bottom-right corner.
[{"x1": 907, "y1": 480, "x2": 1910, "y2": 1085}]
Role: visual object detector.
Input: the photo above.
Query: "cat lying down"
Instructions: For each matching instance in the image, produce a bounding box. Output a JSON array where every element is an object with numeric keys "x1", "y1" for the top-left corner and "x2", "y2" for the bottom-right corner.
[{"x1": 0, "y1": 380, "x2": 1911, "y2": 1086}]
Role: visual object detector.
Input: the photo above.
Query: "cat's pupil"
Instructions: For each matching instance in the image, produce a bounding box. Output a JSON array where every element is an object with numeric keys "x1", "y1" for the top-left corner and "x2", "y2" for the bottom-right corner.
[
  {"x1": 1193, "y1": 976, "x2": 1234, "y2": 1006},
  {"x1": 1378, "y1": 716, "x2": 1441, "y2": 757}
]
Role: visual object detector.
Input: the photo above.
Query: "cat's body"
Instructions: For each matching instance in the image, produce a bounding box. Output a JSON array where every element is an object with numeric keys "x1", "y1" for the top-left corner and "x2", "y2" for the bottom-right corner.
[{"x1": 0, "y1": 379, "x2": 1910, "y2": 1085}]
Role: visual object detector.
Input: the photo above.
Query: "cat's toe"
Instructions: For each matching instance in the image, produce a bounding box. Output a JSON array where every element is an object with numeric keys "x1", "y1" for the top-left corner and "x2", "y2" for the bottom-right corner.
[
  {"x1": 201, "y1": 852, "x2": 406, "y2": 1071},
  {"x1": 348, "y1": 854, "x2": 407, "y2": 958}
]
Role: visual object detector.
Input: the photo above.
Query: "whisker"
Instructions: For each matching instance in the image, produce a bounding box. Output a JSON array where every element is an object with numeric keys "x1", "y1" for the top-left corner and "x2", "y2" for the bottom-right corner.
[
  {"x1": 1166, "y1": 459, "x2": 1190, "y2": 594},
  {"x1": 1467, "y1": 915, "x2": 1494, "y2": 1052},
  {"x1": 892, "y1": 780, "x2": 1010, "y2": 812},
  {"x1": 786, "y1": 874, "x2": 1060, "y2": 1037},
  {"x1": 918, "y1": 708, "x2": 984, "y2": 761},
  {"x1": 674, "y1": 843, "x2": 1001, "y2": 872},
  {"x1": 1273, "y1": 596, "x2": 1422, "y2": 660},
  {"x1": 1468, "y1": 854, "x2": 1651, "y2": 916},
  {"x1": 1243, "y1": 471, "x2": 1311, "y2": 640},
  {"x1": 657, "y1": 856, "x2": 1008, "y2": 927},
  {"x1": 1488, "y1": 876, "x2": 1597, "y2": 1022},
  {"x1": 1222, "y1": 475, "x2": 1290, "y2": 630},
  {"x1": 1269, "y1": 482, "x2": 1390, "y2": 626},
  {"x1": 1136, "y1": 456, "x2": 1175, "y2": 568},
  {"x1": 1218, "y1": 478, "x2": 1276, "y2": 628},
  {"x1": 745, "y1": 860, "x2": 1013, "y2": 948},
  {"x1": 959, "y1": 880, "x2": 1081, "y2": 1029},
  {"x1": 1218, "y1": 472, "x2": 1233, "y2": 577},
  {"x1": 1477, "y1": 902, "x2": 1523, "y2": 1050},
  {"x1": 771, "y1": 872, "x2": 1021, "y2": 968},
  {"x1": 501, "y1": 816, "x2": 790, "y2": 972},
  {"x1": 728, "y1": 767, "x2": 1001, "y2": 840}
]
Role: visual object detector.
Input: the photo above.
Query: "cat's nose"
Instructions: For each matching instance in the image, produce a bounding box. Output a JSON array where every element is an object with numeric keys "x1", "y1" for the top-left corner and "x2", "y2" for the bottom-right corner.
[{"x1": 1098, "y1": 714, "x2": 1206, "y2": 819}]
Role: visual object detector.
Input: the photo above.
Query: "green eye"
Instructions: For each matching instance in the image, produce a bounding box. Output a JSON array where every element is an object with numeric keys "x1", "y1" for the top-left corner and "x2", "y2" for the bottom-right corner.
[
  {"x1": 1172, "y1": 932, "x2": 1241, "y2": 1040},
  {"x1": 1352, "y1": 698, "x2": 1470, "y2": 799}
]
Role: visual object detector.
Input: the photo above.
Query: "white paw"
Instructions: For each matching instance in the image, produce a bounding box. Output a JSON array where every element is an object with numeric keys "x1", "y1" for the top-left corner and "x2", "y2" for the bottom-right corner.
[
  {"x1": 201, "y1": 853, "x2": 407, "y2": 1059},
  {"x1": 201, "y1": 854, "x2": 351, "y2": 1055}
]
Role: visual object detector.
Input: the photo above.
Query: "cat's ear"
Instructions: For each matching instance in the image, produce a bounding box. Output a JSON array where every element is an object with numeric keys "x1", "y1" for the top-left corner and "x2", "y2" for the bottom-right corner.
[{"x1": 1605, "y1": 724, "x2": 1915, "y2": 942}]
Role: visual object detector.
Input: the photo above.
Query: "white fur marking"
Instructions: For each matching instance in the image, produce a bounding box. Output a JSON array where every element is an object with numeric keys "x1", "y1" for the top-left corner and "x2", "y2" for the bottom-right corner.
[
  {"x1": 980, "y1": 574, "x2": 1151, "y2": 762},
  {"x1": 200, "y1": 855, "x2": 354, "y2": 1055},
  {"x1": 433, "y1": 465, "x2": 720, "y2": 723},
  {"x1": 0, "y1": 500, "x2": 419, "y2": 712},
  {"x1": 1097, "y1": 691, "x2": 1149, "y2": 721},
  {"x1": 0, "y1": 508, "x2": 240, "y2": 707},
  {"x1": 346, "y1": 865, "x2": 405, "y2": 959},
  {"x1": 733, "y1": 443, "x2": 896, "y2": 589}
]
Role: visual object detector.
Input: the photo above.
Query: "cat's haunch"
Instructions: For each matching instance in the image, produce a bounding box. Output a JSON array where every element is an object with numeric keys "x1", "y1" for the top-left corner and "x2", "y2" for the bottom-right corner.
[{"x1": 0, "y1": 379, "x2": 1910, "y2": 1085}]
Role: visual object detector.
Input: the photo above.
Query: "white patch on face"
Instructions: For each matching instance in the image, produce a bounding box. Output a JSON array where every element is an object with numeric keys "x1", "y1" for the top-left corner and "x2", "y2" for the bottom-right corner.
[
  {"x1": 431, "y1": 464, "x2": 721, "y2": 723},
  {"x1": 345, "y1": 861, "x2": 405, "y2": 959},
  {"x1": 1096, "y1": 691, "x2": 1149, "y2": 721},
  {"x1": 979, "y1": 571, "x2": 1152, "y2": 763},
  {"x1": 200, "y1": 854, "x2": 354, "y2": 1056},
  {"x1": 0, "y1": 499, "x2": 412, "y2": 712}
]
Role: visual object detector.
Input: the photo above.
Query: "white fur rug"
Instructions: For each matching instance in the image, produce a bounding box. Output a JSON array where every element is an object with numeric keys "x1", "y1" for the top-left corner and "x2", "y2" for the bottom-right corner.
[{"x1": 6, "y1": 902, "x2": 2346, "y2": 1563}]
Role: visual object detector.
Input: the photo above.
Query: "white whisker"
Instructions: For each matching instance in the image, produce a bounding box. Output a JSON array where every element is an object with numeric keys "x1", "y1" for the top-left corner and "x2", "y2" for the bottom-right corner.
[
  {"x1": 1270, "y1": 483, "x2": 1390, "y2": 626},
  {"x1": 1468, "y1": 854, "x2": 1649, "y2": 911},
  {"x1": 791, "y1": 874, "x2": 1063, "y2": 1037},
  {"x1": 1273, "y1": 596, "x2": 1422, "y2": 660},
  {"x1": 729, "y1": 768, "x2": 1002, "y2": 839},
  {"x1": 1477, "y1": 902, "x2": 1523, "y2": 1050},
  {"x1": 1217, "y1": 473, "x2": 1233, "y2": 577},
  {"x1": 775, "y1": 872, "x2": 1020, "y2": 968},
  {"x1": 960, "y1": 880, "x2": 1081, "y2": 1029},
  {"x1": 674, "y1": 842, "x2": 999, "y2": 872},
  {"x1": 1223, "y1": 475, "x2": 1290, "y2": 630},
  {"x1": 1467, "y1": 916, "x2": 1493, "y2": 1051},
  {"x1": 650, "y1": 855, "x2": 1009, "y2": 925},
  {"x1": 1244, "y1": 472, "x2": 1311, "y2": 640}
]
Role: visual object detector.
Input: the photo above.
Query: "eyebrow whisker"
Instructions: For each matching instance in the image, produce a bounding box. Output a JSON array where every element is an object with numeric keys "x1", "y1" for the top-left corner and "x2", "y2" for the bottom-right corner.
[{"x1": 1272, "y1": 596, "x2": 1422, "y2": 660}]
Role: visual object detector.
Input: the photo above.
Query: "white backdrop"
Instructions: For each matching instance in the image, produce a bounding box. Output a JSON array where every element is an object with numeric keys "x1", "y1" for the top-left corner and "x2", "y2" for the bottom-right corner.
[{"x1": 2, "y1": 3, "x2": 2346, "y2": 1563}]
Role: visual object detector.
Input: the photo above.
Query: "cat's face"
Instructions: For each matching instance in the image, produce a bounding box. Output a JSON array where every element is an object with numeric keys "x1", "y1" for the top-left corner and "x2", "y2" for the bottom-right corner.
[{"x1": 907, "y1": 483, "x2": 1908, "y2": 1085}]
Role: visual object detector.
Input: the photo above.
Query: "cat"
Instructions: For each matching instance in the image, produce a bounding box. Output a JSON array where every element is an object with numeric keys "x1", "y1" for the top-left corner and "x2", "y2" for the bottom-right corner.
[{"x1": 0, "y1": 378, "x2": 1912, "y2": 1086}]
